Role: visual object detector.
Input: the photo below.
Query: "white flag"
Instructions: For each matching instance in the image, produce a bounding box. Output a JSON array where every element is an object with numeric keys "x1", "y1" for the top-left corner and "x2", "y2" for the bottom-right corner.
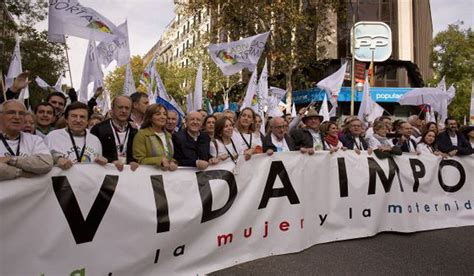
[
  {"x1": 97, "y1": 21, "x2": 130, "y2": 67},
  {"x1": 436, "y1": 76, "x2": 446, "y2": 92},
  {"x1": 97, "y1": 89, "x2": 111, "y2": 115},
  {"x1": 141, "y1": 55, "x2": 157, "y2": 95},
  {"x1": 6, "y1": 38, "x2": 29, "y2": 100},
  {"x1": 447, "y1": 84, "x2": 456, "y2": 105},
  {"x1": 266, "y1": 87, "x2": 286, "y2": 117},
  {"x1": 255, "y1": 60, "x2": 269, "y2": 113},
  {"x1": 123, "y1": 62, "x2": 136, "y2": 96},
  {"x1": 291, "y1": 102, "x2": 297, "y2": 118},
  {"x1": 193, "y1": 63, "x2": 203, "y2": 111},
  {"x1": 53, "y1": 74, "x2": 64, "y2": 93},
  {"x1": 186, "y1": 93, "x2": 193, "y2": 113},
  {"x1": 240, "y1": 69, "x2": 258, "y2": 111},
  {"x1": 208, "y1": 32, "x2": 270, "y2": 76},
  {"x1": 154, "y1": 72, "x2": 185, "y2": 116},
  {"x1": 357, "y1": 77, "x2": 384, "y2": 124},
  {"x1": 319, "y1": 93, "x2": 330, "y2": 122},
  {"x1": 317, "y1": 61, "x2": 347, "y2": 110},
  {"x1": 6, "y1": 38, "x2": 22, "y2": 89},
  {"x1": 223, "y1": 93, "x2": 229, "y2": 110},
  {"x1": 35, "y1": 76, "x2": 51, "y2": 90},
  {"x1": 79, "y1": 40, "x2": 104, "y2": 102},
  {"x1": 48, "y1": 0, "x2": 124, "y2": 43}
]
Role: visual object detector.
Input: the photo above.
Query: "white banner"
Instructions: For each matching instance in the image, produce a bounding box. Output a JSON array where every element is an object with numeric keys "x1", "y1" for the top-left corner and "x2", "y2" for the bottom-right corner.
[
  {"x1": 97, "y1": 21, "x2": 130, "y2": 67},
  {"x1": 1, "y1": 152, "x2": 473, "y2": 275},
  {"x1": 208, "y1": 32, "x2": 270, "y2": 76},
  {"x1": 48, "y1": 0, "x2": 123, "y2": 43}
]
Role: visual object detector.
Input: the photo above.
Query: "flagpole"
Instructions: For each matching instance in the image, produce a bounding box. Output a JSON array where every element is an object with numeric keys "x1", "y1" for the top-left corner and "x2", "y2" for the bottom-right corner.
[
  {"x1": 64, "y1": 36, "x2": 74, "y2": 88},
  {"x1": 350, "y1": 12, "x2": 356, "y2": 116}
]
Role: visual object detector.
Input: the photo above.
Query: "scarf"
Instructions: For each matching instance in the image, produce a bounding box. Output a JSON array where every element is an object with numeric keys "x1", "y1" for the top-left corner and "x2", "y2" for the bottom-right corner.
[
  {"x1": 325, "y1": 134, "x2": 339, "y2": 148},
  {"x1": 374, "y1": 134, "x2": 391, "y2": 146}
]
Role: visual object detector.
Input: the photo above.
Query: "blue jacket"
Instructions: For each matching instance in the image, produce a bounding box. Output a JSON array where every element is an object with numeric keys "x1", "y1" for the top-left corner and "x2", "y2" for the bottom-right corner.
[{"x1": 172, "y1": 129, "x2": 211, "y2": 167}]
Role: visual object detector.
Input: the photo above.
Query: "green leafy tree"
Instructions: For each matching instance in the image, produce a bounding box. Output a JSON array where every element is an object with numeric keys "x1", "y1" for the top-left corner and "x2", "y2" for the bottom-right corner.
[
  {"x1": 180, "y1": 0, "x2": 341, "y2": 107},
  {"x1": 1, "y1": 0, "x2": 66, "y2": 106},
  {"x1": 430, "y1": 24, "x2": 474, "y2": 123},
  {"x1": 104, "y1": 55, "x2": 145, "y2": 99}
]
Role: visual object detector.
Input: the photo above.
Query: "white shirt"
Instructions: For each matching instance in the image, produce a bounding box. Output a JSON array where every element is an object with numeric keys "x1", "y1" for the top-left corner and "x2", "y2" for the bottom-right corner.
[
  {"x1": 308, "y1": 129, "x2": 323, "y2": 150},
  {"x1": 416, "y1": 142, "x2": 434, "y2": 154},
  {"x1": 271, "y1": 133, "x2": 290, "y2": 152},
  {"x1": 232, "y1": 129, "x2": 262, "y2": 155},
  {"x1": 210, "y1": 139, "x2": 241, "y2": 162},
  {"x1": 449, "y1": 134, "x2": 458, "y2": 146},
  {"x1": 0, "y1": 132, "x2": 50, "y2": 157},
  {"x1": 45, "y1": 128, "x2": 102, "y2": 163}
]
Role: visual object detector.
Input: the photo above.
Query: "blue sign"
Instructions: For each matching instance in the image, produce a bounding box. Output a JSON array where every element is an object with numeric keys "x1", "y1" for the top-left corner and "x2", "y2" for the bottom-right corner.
[{"x1": 292, "y1": 87, "x2": 413, "y2": 104}]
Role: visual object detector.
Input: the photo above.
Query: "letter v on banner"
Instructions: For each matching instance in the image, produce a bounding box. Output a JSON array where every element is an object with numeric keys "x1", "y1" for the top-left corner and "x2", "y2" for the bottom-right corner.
[{"x1": 52, "y1": 175, "x2": 119, "y2": 244}]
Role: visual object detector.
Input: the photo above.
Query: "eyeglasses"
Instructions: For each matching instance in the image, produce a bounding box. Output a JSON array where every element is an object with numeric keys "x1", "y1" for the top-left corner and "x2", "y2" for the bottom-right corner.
[
  {"x1": 273, "y1": 125, "x2": 286, "y2": 129},
  {"x1": 2, "y1": 110, "x2": 27, "y2": 116}
]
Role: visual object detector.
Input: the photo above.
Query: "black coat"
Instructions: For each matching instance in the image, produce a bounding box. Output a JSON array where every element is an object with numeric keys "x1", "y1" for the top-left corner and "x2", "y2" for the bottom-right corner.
[
  {"x1": 340, "y1": 134, "x2": 369, "y2": 150},
  {"x1": 262, "y1": 133, "x2": 297, "y2": 152},
  {"x1": 172, "y1": 129, "x2": 211, "y2": 167},
  {"x1": 437, "y1": 131, "x2": 472, "y2": 155},
  {"x1": 289, "y1": 128, "x2": 315, "y2": 150},
  {"x1": 392, "y1": 137, "x2": 418, "y2": 153},
  {"x1": 90, "y1": 119, "x2": 137, "y2": 163}
]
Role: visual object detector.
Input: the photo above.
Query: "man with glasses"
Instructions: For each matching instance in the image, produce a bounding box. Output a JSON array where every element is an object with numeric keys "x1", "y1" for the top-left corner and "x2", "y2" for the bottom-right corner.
[
  {"x1": 263, "y1": 117, "x2": 312, "y2": 155},
  {"x1": 340, "y1": 118, "x2": 371, "y2": 153},
  {"x1": 0, "y1": 100, "x2": 53, "y2": 180}
]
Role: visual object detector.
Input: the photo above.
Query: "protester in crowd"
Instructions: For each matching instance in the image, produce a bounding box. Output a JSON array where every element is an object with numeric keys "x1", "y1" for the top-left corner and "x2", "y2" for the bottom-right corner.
[
  {"x1": 407, "y1": 115, "x2": 423, "y2": 138},
  {"x1": 132, "y1": 104, "x2": 177, "y2": 170},
  {"x1": 366, "y1": 115, "x2": 393, "y2": 138},
  {"x1": 203, "y1": 114, "x2": 216, "y2": 139},
  {"x1": 284, "y1": 113, "x2": 292, "y2": 124},
  {"x1": 46, "y1": 91, "x2": 67, "y2": 121},
  {"x1": 416, "y1": 130, "x2": 445, "y2": 156},
  {"x1": 461, "y1": 126, "x2": 474, "y2": 150},
  {"x1": 0, "y1": 100, "x2": 53, "y2": 180},
  {"x1": 22, "y1": 112, "x2": 36, "y2": 134},
  {"x1": 421, "y1": 121, "x2": 439, "y2": 135},
  {"x1": 321, "y1": 121, "x2": 345, "y2": 153},
  {"x1": 213, "y1": 112, "x2": 224, "y2": 121},
  {"x1": 91, "y1": 96, "x2": 139, "y2": 171},
  {"x1": 45, "y1": 102, "x2": 107, "y2": 170},
  {"x1": 392, "y1": 121, "x2": 419, "y2": 153},
  {"x1": 0, "y1": 71, "x2": 30, "y2": 104},
  {"x1": 290, "y1": 109, "x2": 323, "y2": 151},
  {"x1": 366, "y1": 120, "x2": 402, "y2": 158},
  {"x1": 165, "y1": 110, "x2": 180, "y2": 134},
  {"x1": 340, "y1": 118, "x2": 371, "y2": 154},
  {"x1": 437, "y1": 117, "x2": 472, "y2": 156},
  {"x1": 210, "y1": 117, "x2": 242, "y2": 163},
  {"x1": 232, "y1": 107, "x2": 263, "y2": 157},
  {"x1": 34, "y1": 102, "x2": 55, "y2": 138},
  {"x1": 223, "y1": 109, "x2": 236, "y2": 123},
  {"x1": 263, "y1": 117, "x2": 314, "y2": 155},
  {"x1": 173, "y1": 111, "x2": 218, "y2": 169},
  {"x1": 130, "y1": 92, "x2": 149, "y2": 129},
  {"x1": 88, "y1": 113, "x2": 104, "y2": 129},
  {"x1": 197, "y1": 109, "x2": 208, "y2": 120},
  {"x1": 255, "y1": 114, "x2": 265, "y2": 139}
]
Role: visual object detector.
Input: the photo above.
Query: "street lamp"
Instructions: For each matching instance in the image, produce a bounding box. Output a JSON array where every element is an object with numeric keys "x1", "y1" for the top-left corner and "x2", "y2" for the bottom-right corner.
[{"x1": 355, "y1": 82, "x2": 364, "y2": 93}]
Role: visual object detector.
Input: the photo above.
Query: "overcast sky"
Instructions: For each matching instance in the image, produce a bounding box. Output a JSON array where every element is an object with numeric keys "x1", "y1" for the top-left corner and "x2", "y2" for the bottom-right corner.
[{"x1": 37, "y1": 0, "x2": 474, "y2": 88}]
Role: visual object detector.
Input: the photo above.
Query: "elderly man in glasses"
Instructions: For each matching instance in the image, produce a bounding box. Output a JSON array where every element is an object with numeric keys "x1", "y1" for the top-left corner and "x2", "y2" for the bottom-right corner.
[{"x1": 0, "y1": 100, "x2": 53, "y2": 180}]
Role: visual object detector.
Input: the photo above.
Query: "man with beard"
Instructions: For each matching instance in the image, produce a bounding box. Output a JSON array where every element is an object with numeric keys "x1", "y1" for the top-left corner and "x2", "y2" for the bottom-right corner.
[{"x1": 437, "y1": 117, "x2": 472, "y2": 156}]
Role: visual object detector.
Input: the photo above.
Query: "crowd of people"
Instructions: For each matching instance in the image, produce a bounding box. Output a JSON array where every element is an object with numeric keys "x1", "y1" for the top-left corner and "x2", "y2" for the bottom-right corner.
[{"x1": 1, "y1": 72, "x2": 473, "y2": 181}]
